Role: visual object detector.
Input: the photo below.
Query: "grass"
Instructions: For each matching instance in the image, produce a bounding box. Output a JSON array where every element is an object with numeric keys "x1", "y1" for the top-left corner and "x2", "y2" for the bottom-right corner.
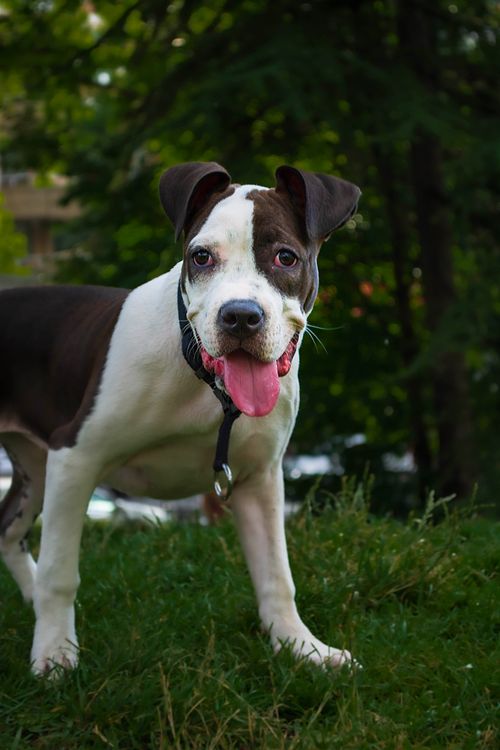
[{"x1": 0, "y1": 480, "x2": 498, "y2": 749}]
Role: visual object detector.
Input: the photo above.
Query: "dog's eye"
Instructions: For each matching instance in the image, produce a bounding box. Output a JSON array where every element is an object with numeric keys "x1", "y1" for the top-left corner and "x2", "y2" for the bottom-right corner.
[
  {"x1": 192, "y1": 248, "x2": 214, "y2": 267},
  {"x1": 274, "y1": 249, "x2": 298, "y2": 268}
]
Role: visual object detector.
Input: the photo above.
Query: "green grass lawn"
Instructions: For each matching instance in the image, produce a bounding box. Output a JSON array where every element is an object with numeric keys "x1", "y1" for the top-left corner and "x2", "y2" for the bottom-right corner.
[{"x1": 0, "y1": 483, "x2": 498, "y2": 749}]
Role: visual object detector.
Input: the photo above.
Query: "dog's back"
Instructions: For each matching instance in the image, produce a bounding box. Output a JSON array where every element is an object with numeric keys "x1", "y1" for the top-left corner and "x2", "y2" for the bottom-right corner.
[{"x1": 0, "y1": 285, "x2": 129, "y2": 445}]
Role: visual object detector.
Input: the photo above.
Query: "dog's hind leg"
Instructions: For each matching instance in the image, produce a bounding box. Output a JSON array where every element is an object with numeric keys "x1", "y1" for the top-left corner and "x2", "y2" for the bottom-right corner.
[
  {"x1": 0, "y1": 435, "x2": 46, "y2": 603},
  {"x1": 31, "y1": 446, "x2": 98, "y2": 676}
]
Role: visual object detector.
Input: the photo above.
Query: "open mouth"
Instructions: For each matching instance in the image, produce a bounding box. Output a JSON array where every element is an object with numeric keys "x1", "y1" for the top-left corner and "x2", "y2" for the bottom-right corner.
[{"x1": 200, "y1": 333, "x2": 300, "y2": 418}]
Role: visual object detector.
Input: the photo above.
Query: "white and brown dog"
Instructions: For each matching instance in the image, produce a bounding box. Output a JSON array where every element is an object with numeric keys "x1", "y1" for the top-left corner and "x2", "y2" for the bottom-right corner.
[{"x1": 0, "y1": 162, "x2": 360, "y2": 675}]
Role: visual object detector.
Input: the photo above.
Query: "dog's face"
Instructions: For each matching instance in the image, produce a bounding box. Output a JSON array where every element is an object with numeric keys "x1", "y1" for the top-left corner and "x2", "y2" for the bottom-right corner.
[
  {"x1": 160, "y1": 163, "x2": 360, "y2": 416},
  {"x1": 183, "y1": 185, "x2": 310, "y2": 363}
]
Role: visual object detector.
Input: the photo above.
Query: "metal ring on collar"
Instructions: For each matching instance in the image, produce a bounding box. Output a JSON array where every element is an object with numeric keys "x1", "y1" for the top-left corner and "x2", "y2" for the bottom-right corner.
[{"x1": 213, "y1": 463, "x2": 233, "y2": 500}]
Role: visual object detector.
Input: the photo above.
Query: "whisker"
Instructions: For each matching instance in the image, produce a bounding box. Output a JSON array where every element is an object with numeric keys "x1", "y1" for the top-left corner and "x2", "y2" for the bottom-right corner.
[
  {"x1": 309, "y1": 327, "x2": 328, "y2": 352},
  {"x1": 307, "y1": 323, "x2": 345, "y2": 332},
  {"x1": 186, "y1": 342, "x2": 198, "y2": 360},
  {"x1": 182, "y1": 321, "x2": 200, "y2": 343},
  {"x1": 304, "y1": 326, "x2": 328, "y2": 354},
  {"x1": 186, "y1": 336, "x2": 201, "y2": 358},
  {"x1": 303, "y1": 328, "x2": 320, "y2": 353},
  {"x1": 180, "y1": 321, "x2": 203, "y2": 360}
]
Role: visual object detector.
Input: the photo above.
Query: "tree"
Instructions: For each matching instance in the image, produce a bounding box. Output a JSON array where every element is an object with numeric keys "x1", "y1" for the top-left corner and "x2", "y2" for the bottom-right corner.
[{"x1": 1, "y1": 0, "x2": 498, "y2": 510}]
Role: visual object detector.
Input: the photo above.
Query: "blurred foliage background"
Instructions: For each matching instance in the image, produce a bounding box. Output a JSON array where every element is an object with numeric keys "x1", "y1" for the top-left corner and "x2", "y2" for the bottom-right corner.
[{"x1": 0, "y1": 0, "x2": 499, "y2": 514}]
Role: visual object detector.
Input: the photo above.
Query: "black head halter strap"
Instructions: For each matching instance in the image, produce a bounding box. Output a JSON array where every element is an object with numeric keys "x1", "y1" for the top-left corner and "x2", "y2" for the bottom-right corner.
[{"x1": 177, "y1": 283, "x2": 241, "y2": 499}]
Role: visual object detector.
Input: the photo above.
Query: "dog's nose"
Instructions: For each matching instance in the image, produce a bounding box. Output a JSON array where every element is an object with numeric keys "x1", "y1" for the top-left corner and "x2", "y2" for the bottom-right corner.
[{"x1": 218, "y1": 300, "x2": 265, "y2": 339}]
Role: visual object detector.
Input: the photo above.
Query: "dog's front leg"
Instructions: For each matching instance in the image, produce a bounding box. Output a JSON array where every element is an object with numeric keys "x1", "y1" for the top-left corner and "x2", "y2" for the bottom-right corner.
[
  {"x1": 231, "y1": 465, "x2": 352, "y2": 669},
  {"x1": 31, "y1": 448, "x2": 97, "y2": 676}
]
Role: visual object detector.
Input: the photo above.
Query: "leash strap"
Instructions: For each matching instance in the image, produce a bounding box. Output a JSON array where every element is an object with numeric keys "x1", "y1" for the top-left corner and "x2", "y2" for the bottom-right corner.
[{"x1": 177, "y1": 283, "x2": 241, "y2": 499}]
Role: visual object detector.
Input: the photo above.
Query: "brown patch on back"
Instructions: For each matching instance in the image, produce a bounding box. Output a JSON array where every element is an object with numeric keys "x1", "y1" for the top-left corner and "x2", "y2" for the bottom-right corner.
[{"x1": 0, "y1": 285, "x2": 129, "y2": 448}]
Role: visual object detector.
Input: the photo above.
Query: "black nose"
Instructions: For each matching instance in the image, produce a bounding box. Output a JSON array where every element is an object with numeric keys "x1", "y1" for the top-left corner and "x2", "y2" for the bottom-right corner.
[{"x1": 217, "y1": 299, "x2": 265, "y2": 339}]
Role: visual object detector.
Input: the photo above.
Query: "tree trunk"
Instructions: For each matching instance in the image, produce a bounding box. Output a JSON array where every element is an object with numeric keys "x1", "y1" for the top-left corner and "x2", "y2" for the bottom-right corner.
[
  {"x1": 374, "y1": 146, "x2": 434, "y2": 503},
  {"x1": 397, "y1": 1, "x2": 476, "y2": 499}
]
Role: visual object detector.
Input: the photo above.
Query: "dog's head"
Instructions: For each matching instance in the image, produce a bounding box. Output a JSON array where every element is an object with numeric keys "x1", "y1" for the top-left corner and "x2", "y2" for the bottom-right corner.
[{"x1": 159, "y1": 162, "x2": 360, "y2": 417}]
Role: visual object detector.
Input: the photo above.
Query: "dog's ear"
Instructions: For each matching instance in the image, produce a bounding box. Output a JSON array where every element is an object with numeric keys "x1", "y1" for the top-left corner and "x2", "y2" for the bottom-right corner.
[
  {"x1": 159, "y1": 162, "x2": 231, "y2": 240},
  {"x1": 275, "y1": 166, "x2": 361, "y2": 242}
]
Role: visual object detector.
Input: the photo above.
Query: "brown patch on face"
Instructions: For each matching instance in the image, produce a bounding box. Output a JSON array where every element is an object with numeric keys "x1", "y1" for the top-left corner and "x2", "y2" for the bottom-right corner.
[
  {"x1": 248, "y1": 189, "x2": 321, "y2": 313},
  {"x1": 180, "y1": 186, "x2": 236, "y2": 293}
]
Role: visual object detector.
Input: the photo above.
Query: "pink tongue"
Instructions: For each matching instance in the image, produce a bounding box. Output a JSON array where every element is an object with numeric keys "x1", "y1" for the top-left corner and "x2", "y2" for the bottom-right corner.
[{"x1": 222, "y1": 350, "x2": 280, "y2": 417}]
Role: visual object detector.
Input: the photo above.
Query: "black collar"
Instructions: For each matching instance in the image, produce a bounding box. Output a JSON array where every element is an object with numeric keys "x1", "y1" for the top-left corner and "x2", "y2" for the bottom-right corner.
[{"x1": 177, "y1": 283, "x2": 241, "y2": 499}]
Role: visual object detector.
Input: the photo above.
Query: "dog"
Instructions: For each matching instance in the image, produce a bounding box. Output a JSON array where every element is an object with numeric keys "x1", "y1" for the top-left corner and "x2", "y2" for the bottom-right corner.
[{"x1": 0, "y1": 162, "x2": 360, "y2": 675}]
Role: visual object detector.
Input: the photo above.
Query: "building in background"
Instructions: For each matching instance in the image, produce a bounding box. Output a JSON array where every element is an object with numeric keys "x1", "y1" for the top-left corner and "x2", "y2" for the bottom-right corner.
[{"x1": 0, "y1": 170, "x2": 80, "y2": 287}]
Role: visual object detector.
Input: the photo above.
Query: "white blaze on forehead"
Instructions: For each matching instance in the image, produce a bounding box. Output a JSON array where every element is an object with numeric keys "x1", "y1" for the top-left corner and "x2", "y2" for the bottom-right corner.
[{"x1": 189, "y1": 184, "x2": 268, "y2": 256}]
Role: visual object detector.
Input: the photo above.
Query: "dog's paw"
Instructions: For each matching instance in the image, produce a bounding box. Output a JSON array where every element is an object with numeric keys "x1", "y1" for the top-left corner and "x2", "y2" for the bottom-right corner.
[
  {"x1": 305, "y1": 644, "x2": 360, "y2": 671},
  {"x1": 273, "y1": 634, "x2": 360, "y2": 671},
  {"x1": 31, "y1": 638, "x2": 78, "y2": 678}
]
